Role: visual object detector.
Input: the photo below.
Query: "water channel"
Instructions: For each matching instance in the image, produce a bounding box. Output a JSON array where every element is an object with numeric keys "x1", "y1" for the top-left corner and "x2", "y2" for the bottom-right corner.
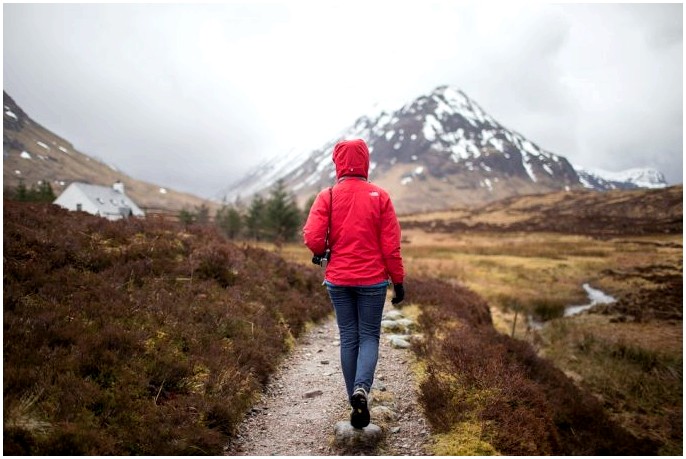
[{"x1": 528, "y1": 283, "x2": 616, "y2": 330}]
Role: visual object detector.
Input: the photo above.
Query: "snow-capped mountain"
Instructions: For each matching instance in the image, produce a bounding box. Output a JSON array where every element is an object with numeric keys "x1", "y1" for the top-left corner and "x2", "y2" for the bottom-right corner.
[
  {"x1": 223, "y1": 85, "x2": 668, "y2": 213},
  {"x1": 574, "y1": 166, "x2": 667, "y2": 190}
]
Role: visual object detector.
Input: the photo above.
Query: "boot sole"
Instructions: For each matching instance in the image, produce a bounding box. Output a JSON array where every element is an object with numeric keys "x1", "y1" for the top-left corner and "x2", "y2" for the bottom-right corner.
[{"x1": 350, "y1": 392, "x2": 370, "y2": 429}]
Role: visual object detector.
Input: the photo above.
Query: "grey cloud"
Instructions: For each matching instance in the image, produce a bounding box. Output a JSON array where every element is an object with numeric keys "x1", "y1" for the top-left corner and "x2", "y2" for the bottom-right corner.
[{"x1": 3, "y1": 3, "x2": 682, "y2": 198}]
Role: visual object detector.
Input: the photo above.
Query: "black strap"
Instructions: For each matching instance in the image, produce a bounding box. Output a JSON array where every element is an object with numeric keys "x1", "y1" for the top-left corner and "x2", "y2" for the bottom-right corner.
[{"x1": 325, "y1": 187, "x2": 332, "y2": 249}]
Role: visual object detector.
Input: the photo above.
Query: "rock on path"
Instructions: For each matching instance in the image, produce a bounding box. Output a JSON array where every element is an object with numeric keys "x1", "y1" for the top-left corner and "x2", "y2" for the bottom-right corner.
[{"x1": 227, "y1": 303, "x2": 431, "y2": 456}]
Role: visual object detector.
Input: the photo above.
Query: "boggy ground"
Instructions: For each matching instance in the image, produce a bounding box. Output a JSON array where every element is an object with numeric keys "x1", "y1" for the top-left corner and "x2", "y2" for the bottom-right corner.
[{"x1": 228, "y1": 304, "x2": 431, "y2": 456}]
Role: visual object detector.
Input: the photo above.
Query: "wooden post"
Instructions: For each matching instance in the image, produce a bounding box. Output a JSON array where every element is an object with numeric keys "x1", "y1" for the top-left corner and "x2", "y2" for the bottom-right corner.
[{"x1": 511, "y1": 309, "x2": 518, "y2": 338}]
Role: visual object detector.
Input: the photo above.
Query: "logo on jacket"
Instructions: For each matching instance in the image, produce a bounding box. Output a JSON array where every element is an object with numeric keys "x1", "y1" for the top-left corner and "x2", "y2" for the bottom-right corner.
[{"x1": 369, "y1": 191, "x2": 379, "y2": 197}]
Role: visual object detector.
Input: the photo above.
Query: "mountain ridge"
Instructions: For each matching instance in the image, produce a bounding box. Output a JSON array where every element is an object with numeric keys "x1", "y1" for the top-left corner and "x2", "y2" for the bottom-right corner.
[{"x1": 223, "y1": 85, "x2": 667, "y2": 213}]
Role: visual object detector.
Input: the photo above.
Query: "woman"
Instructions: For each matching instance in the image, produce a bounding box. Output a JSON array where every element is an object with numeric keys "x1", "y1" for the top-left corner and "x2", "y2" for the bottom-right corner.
[{"x1": 303, "y1": 138, "x2": 405, "y2": 429}]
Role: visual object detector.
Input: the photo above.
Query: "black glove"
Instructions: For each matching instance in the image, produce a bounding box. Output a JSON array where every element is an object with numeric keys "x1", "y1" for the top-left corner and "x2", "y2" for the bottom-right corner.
[{"x1": 391, "y1": 283, "x2": 405, "y2": 305}]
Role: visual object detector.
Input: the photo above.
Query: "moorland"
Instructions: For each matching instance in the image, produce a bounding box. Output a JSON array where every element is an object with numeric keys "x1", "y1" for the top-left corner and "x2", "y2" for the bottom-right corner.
[{"x1": 3, "y1": 185, "x2": 682, "y2": 455}]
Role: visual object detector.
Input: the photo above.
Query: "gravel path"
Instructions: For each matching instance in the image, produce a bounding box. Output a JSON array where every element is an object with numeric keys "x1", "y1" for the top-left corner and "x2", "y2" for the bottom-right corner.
[{"x1": 227, "y1": 303, "x2": 432, "y2": 456}]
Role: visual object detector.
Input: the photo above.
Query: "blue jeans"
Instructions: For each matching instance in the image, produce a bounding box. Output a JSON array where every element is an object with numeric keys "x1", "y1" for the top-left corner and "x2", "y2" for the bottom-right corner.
[{"x1": 326, "y1": 283, "x2": 387, "y2": 402}]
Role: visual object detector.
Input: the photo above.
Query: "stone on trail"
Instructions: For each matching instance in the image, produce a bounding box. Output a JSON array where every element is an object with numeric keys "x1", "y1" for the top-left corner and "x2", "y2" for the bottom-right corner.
[
  {"x1": 396, "y1": 318, "x2": 415, "y2": 330},
  {"x1": 382, "y1": 310, "x2": 404, "y2": 321},
  {"x1": 333, "y1": 421, "x2": 383, "y2": 448},
  {"x1": 390, "y1": 336, "x2": 411, "y2": 349},
  {"x1": 380, "y1": 320, "x2": 402, "y2": 332},
  {"x1": 303, "y1": 390, "x2": 323, "y2": 399}
]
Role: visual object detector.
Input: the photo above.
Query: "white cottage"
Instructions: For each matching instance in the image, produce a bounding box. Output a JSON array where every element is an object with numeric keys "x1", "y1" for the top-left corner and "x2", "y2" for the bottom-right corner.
[{"x1": 53, "y1": 181, "x2": 145, "y2": 220}]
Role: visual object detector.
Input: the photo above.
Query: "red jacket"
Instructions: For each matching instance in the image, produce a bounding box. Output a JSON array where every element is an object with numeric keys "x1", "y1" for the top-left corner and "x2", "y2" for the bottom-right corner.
[{"x1": 303, "y1": 139, "x2": 405, "y2": 286}]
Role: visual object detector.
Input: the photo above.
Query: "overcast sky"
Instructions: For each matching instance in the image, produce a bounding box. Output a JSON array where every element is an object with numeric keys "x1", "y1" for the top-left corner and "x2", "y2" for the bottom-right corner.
[{"x1": 3, "y1": 2, "x2": 683, "y2": 198}]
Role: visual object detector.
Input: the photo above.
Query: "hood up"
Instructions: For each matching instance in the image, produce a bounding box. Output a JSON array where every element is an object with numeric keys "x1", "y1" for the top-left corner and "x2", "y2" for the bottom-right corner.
[{"x1": 333, "y1": 139, "x2": 369, "y2": 180}]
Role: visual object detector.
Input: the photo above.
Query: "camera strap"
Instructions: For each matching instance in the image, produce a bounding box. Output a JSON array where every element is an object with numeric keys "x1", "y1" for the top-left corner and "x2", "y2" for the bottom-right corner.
[{"x1": 325, "y1": 186, "x2": 333, "y2": 250}]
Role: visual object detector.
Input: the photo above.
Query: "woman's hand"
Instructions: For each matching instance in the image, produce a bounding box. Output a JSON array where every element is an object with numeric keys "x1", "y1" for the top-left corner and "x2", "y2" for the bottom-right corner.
[{"x1": 391, "y1": 283, "x2": 405, "y2": 305}]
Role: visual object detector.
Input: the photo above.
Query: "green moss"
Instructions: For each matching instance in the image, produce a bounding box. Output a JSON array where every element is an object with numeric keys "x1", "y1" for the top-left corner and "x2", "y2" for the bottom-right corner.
[{"x1": 432, "y1": 422, "x2": 499, "y2": 456}]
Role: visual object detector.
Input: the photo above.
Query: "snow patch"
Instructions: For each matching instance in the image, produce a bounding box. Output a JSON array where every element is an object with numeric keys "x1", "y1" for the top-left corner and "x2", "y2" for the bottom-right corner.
[
  {"x1": 5, "y1": 110, "x2": 17, "y2": 120},
  {"x1": 586, "y1": 167, "x2": 667, "y2": 189},
  {"x1": 400, "y1": 176, "x2": 413, "y2": 186},
  {"x1": 489, "y1": 136, "x2": 505, "y2": 153},
  {"x1": 36, "y1": 141, "x2": 50, "y2": 150},
  {"x1": 159, "y1": 188, "x2": 167, "y2": 194},
  {"x1": 522, "y1": 155, "x2": 537, "y2": 182},
  {"x1": 20, "y1": 151, "x2": 32, "y2": 160},
  {"x1": 422, "y1": 114, "x2": 442, "y2": 142},
  {"x1": 58, "y1": 146, "x2": 69, "y2": 153}
]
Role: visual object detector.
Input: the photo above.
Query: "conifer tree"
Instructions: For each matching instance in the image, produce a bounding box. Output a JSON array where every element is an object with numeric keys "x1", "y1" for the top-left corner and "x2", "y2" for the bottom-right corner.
[
  {"x1": 15, "y1": 180, "x2": 28, "y2": 201},
  {"x1": 194, "y1": 204, "x2": 210, "y2": 225},
  {"x1": 36, "y1": 181, "x2": 56, "y2": 202},
  {"x1": 178, "y1": 208, "x2": 194, "y2": 226},
  {"x1": 264, "y1": 180, "x2": 301, "y2": 243},
  {"x1": 245, "y1": 195, "x2": 266, "y2": 241},
  {"x1": 216, "y1": 205, "x2": 243, "y2": 239}
]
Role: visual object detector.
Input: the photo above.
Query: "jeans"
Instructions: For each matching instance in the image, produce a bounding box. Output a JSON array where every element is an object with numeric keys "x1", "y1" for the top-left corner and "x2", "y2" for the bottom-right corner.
[{"x1": 326, "y1": 284, "x2": 387, "y2": 402}]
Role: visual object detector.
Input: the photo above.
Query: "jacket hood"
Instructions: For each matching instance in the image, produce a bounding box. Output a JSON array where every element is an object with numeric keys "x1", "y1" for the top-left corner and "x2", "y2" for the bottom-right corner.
[{"x1": 333, "y1": 139, "x2": 369, "y2": 180}]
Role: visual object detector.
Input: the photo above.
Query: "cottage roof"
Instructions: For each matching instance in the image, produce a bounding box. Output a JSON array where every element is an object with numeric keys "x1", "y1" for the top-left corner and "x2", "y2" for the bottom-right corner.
[{"x1": 68, "y1": 182, "x2": 144, "y2": 217}]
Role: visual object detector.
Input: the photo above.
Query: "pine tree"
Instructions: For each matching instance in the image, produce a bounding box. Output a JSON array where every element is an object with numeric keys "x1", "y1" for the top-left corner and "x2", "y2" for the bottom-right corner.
[
  {"x1": 245, "y1": 195, "x2": 266, "y2": 241},
  {"x1": 178, "y1": 208, "x2": 195, "y2": 226},
  {"x1": 16, "y1": 180, "x2": 28, "y2": 201},
  {"x1": 36, "y1": 181, "x2": 56, "y2": 202},
  {"x1": 264, "y1": 180, "x2": 301, "y2": 243},
  {"x1": 194, "y1": 204, "x2": 210, "y2": 225},
  {"x1": 216, "y1": 205, "x2": 243, "y2": 239}
]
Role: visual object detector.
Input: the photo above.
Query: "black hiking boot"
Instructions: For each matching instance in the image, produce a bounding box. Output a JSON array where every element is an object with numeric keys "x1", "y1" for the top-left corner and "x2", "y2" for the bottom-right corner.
[{"x1": 350, "y1": 387, "x2": 370, "y2": 429}]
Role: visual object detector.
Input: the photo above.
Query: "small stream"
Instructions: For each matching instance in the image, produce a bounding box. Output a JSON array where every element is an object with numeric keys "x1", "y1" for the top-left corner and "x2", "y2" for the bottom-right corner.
[
  {"x1": 528, "y1": 283, "x2": 616, "y2": 330},
  {"x1": 564, "y1": 283, "x2": 616, "y2": 317}
]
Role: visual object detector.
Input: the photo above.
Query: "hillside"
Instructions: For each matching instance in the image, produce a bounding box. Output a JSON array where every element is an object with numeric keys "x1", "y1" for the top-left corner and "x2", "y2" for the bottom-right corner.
[
  {"x1": 3, "y1": 91, "x2": 218, "y2": 213},
  {"x1": 401, "y1": 184, "x2": 682, "y2": 236},
  {"x1": 3, "y1": 201, "x2": 332, "y2": 454},
  {"x1": 222, "y1": 85, "x2": 667, "y2": 213}
]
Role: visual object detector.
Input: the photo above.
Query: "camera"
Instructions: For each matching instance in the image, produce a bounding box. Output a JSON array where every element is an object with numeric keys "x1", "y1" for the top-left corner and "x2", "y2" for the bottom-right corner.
[{"x1": 311, "y1": 249, "x2": 331, "y2": 268}]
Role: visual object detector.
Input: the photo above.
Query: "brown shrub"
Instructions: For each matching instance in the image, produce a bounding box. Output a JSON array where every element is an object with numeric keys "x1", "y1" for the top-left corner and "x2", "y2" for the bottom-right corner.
[
  {"x1": 410, "y1": 276, "x2": 659, "y2": 455},
  {"x1": 3, "y1": 201, "x2": 331, "y2": 455}
]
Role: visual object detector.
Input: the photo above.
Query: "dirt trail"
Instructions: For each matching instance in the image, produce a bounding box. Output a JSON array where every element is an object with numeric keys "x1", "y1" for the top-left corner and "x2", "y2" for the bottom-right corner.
[{"x1": 227, "y1": 302, "x2": 432, "y2": 456}]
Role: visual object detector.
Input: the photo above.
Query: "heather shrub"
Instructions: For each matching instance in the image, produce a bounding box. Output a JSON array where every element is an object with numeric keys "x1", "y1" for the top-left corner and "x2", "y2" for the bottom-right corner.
[
  {"x1": 410, "y1": 276, "x2": 658, "y2": 455},
  {"x1": 3, "y1": 201, "x2": 331, "y2": 455}
]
